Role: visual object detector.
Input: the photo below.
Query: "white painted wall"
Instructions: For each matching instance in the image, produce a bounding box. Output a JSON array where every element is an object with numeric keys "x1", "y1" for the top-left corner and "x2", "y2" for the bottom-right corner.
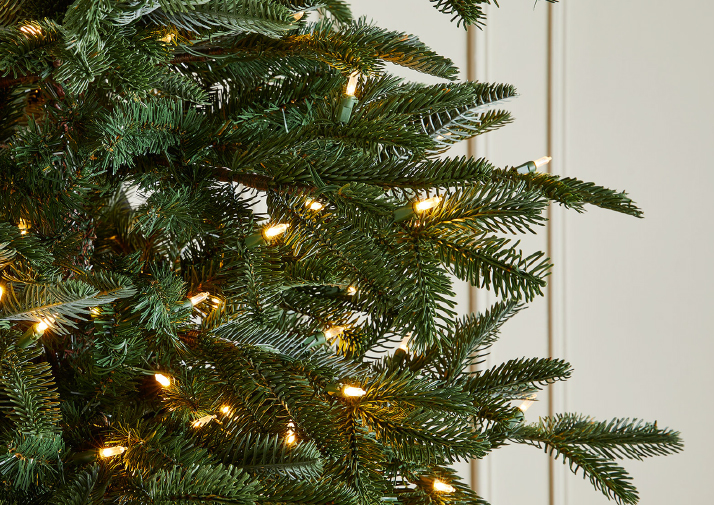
[{"x1": 350, "y1": 1, "x2": 713, "y2": 504}]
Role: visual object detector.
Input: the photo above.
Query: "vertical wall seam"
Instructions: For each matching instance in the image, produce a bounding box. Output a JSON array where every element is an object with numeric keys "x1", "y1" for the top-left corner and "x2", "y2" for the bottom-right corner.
[
  {"x1": 465, "y1": 23, "x2": 478, "y2": 495},
  {"x1": 546, "y1": 3, "x2": 555, "y2": 505}
]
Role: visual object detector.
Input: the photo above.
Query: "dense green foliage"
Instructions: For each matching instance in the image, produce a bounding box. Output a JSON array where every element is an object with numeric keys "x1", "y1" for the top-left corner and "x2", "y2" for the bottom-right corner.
[{"x1": 0, "y1": 1, "x2": 680, "y2": 504}]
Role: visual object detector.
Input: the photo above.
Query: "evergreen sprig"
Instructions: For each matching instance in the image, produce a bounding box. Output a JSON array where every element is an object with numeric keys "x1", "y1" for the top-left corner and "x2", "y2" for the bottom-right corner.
[{"x1": 0, "y1": 0, "x2": 679, "y2": 503}]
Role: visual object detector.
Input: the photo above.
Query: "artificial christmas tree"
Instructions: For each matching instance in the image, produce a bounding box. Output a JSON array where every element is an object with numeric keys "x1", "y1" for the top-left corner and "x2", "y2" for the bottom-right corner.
[{"x1": 0, "y1": 1, "x2": 681, "y2": 504}]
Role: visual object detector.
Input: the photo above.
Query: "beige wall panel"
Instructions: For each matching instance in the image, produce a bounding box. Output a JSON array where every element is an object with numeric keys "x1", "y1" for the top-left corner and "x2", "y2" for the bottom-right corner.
[
  {"x1": 468, "y1": 3, "x2": 552, "y2": 505},
  {"x1": 550, "y1": 1, "x2": 714, "y2": 504}
]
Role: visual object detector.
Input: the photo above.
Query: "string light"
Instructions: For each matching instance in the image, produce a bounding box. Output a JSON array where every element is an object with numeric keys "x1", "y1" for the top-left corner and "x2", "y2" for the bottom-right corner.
[
  {"x1": 17, "y1": 317, "x2": 53, "y2": 348},
  {"x1": 398, "y1": 333, "x2": 411, "y2": 352},
  {"x1": 346, "y1": 286, "x2": 357, "y2": 295},
  {"x1": 19, "y1": 24, "x2": 42, "y2": 37},
  {"x1": 154, "y1": 373, "x2": 171, "y2": 387},
  {"x1": 323, "y1": 326, "x2": 345, "y2": 340},
  {"x1": 90, "y1": 307, "x2": 100, "y2": 315},
  {"x1": 516, "y1": 155, "x2": 552, "y2": 174},
  {"x1": 220, "y1": 405, "x2": 232, "y2": 416},
  {"x1": 286, "y1": 421, "x2": 296, "y2": 445},
  {"x1": 345, "y1": 71, "x2": 359, "y2": 97},
  {"x1": 18, "y1": 219, "x2": 30, "y2": 235},
  {"x1": 0, "y1": 285, "x2": 3, "y2": 301},
  {"x1": 192, "y1": 414, "x2": 216, "y2": 428},
  {"x1": 189, "y1": 292, "x2": 209, "y2": 306},
  {"x1": 518, "y1": 394, "x2": 536, "y2": 413},
  {"x1": 305, "y1": 199, "x2": 324, "y2": 211},
  {"x1": 159, "y1": 33, "x2": 174, "y2": 43},
  {"x1": 246, "y1": 223, "x2": 290, "y2": 248},
  {"x1": 339, "y1": 72, "x2": 360, "y2": 123},
  {"x1": 343, "y1": 386, "x2": 366, "y2": 397},
  {"x1": 99, "y1": 446, "x2": 126, "y2": 458},
  {"x1": 394, "y1": 196, "x2": 442, "y2": 222},
  {"x1": 264, "y1": 223, "x2": 289, "y2": 239},
  {"x1": 433, "y1": 479, "x2": 455, "y2": 493},
  {"x1": 414, "y1": 196, "x2": 442, "y2": 212},
  {"x1": 293, "y1": 11, "x2": 304, "y2": 21}
]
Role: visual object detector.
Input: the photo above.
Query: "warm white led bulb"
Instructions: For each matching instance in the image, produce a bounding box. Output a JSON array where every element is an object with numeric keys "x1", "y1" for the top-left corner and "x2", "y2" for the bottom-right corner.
[
  {"x1": 293, "y1": 11, "x2": 304, "y2": 20},
  {"x1": 192, "y1": 414, "x2": 216, "y2": 428},
  {"x1": 343, "y1": 386, "x2": 366, "y2": 397},
  {"x1": 99, "y1": 446, "x2": 126, "y2": 458},
  {"x1": 518, "y1": 395, "x2": 536, "y2": 413},
  {"x1": 534, "y1": 156, "x2": 552, "y2": 169},
  {"x1": 345, "y1": 72, "x2": 359, "y2": 96},
  {"x1": 346, "y1": 286, "x2": 357, "y2": 295},
  {"x1": 36, "y1": 321, "x2": 49, "y2": 333},
  {"x1": 414, "y1": 196, "x2": 442, "y2": 212},
  {"x1": 155, "y1": 373, "x2": 171, "y2": 387},
  {"x1": 220, "y1": 405, "x2": 232, "y2": 415},
  {"x1": 398, "y1": 333, "x2": 411, "y2": 352},
  {"x1": 306, "y1": 199, "x2": 324, "y2": 211},
  {"x1": 19, "y1": 24, "x2": 42, "y2": 36},
  {"x1": 189, "y1": 292, "x2": 210, "y2": 306},
  {"x1": 324, "y1": 326, "x2": 345, "y2": 340},
  {"x1": 433, "y1": 479, "x2": 455, "y2": 493},
  {"x1": 18, "y1": 219, "x2": 30, "y2": 235},
  {"x1": 264, "y1": 223, "x2": 290, "y2": 239}
]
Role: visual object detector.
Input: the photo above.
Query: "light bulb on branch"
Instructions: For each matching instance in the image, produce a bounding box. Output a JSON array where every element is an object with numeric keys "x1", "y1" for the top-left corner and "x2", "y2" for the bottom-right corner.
[
  {"x1": 17, "y1": 219, "x2": 30, "y2": 235},
  {"x1": 18, "y1": 317, "x2": 53, "y2": 349},
  {"x1": 305, "y1": 199, "x2": 324, "y2": 211},
  {"x1": 394, "y1": 196, "x2": 442, "y2": 222},
  {"x1": 154, "y1": 373, "x2": 171, "y2": 387},
  {"x1": 343, "y1": 386, "x2": 366, "y2": 397},
  {"x1": 293, "y1": 11, "x2": 304, "y2": 21},
  {"x1": 183, "y1": 291, "x2": 210, "y2": 309},
  {"x1": 245, "y1": 223, "x2": 290, "y2": 248},
  {"x1": 516, "y1": 156, "x2": 552, "y2": 174},
  {"x1": 220, "y1": 405, "x2": 232, "y2": 416},
  {"x1": 394, "y1": 332, "x2": 412, "y2": 360},
  {"x1": 192, "y1": 414, "x2": 216, "y2": 428},
  {"x1": 346, "y1": 286, "x2": 357, "y2": 295},
  {"x1": 433, "y1": 479, "x2": 455, "y2": 493},
  {"x1": 338, "y1": 71, "x2": 360, "y2": 123},
  {"x1": 286, "y1": 421, "x2": 297, "y2": 445},
  {"x1": 323, "y1": 326, "x2": 345, "y2": 340},
  {"x1": 19, "y1": 24, "x2": 42, "y2": 37},
  {"x1": 508, "y1": 394, "x2": 537, "y2": 428},
  {"x1": 99, "y1": 446, "x2": 126, "y2": 458}
]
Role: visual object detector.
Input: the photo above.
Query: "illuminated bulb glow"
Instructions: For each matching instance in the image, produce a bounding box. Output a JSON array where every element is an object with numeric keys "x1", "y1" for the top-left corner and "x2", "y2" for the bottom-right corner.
[
  {"x1": 189, "y1": 292, "x2": 210, "y2": 306},
  {"x1": 286, "y1": 432, "x2": 296, "y2": 444},
  {"x1": 160, "y1": 33, "x2": 174, "y2": 43},
  {"x1": 414, "y1": 196, "x2": 442, "y2": 212},
  {"x1": 433, "y1": 479, "x2": 455, "y2": 493},
  {"x1": 36, "y1": 321, "x2": 49, "y2": 333},
  {"x1": 99, "y1": 446, "x2": 126, "y2": 458},
  {"x1": 306, "y1": 199, "x2": 324, "y2": 211},
  {"x1": 18, "y1": 219, "x2": 29, "y2": 235},
  {"x1": 19, "y1": 24, "x2": 41, "y2": 36},
  {"x1": 345, "y1": 72, "x2": 359, "y2": 97},
  {"x1": 220, "y1": 405, "x2": 232, "y2": 415},
  {"x1": 155, "y1": 373, "x2": 171, "y2": 387},
  {"x1": 534, "y1": 156, "x2": 552, "y2": 169},
  {"x1": 264, "y1": 223, "x2": 290, "y2": 239},
  {"x1": 343, "y1": 386, "x2": 366, "y2": 397},
  {"x1": 0, "y1": 286, "x2": 3, "y2": 300},
  {"x1": 398, "y1": 333, "x2": 411, "y2": 352},
  {"x1": 346, "y1": 286, "x2": 357, "y2": 295},
  {"x1": 90, "y1": 307, "x2": 100, "y2": 315},
  {"x1": 324, "y1": 326, "x2": 345, "y2": 340},
  {"x1": 293, "y1": 11, "x2": 304, "y2": 20},
  {"x1": 192, "y1": 414, "x2": 216, "y2": 428},
  {"x1": 518, "y1": 396, "x2": 536, "y2": 413}
]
